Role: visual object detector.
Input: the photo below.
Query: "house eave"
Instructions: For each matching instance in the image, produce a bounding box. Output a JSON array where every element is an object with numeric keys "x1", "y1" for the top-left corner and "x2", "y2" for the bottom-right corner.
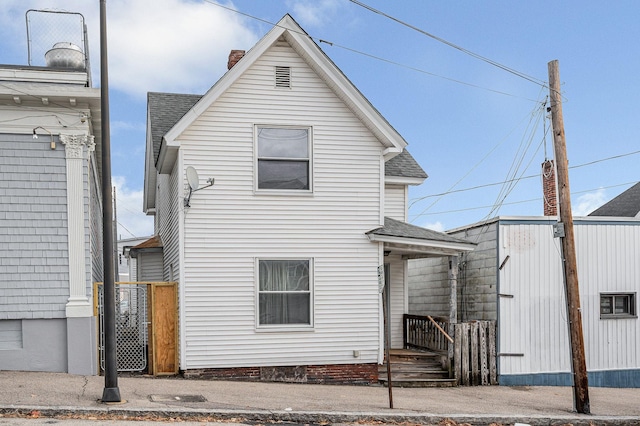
[
  {"x1": 157, "y1": 137, "x2": 179, "y2": 174},
  {"x1": 367, "y1": 234, "x2": 476, "y2": 258},
  {"x1": 385, "y1": 176, "x2": 426, "y2": 186}
]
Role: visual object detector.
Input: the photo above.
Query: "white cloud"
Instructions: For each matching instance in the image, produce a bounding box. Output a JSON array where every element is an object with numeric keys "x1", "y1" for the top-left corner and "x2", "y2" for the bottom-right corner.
[
  {"x1": 1, "y1": 0, "x2": 259, "y2": 98},
  {"x1": 421, "y1": 221, "x2": 446, "y2": 232},
  {"x1": 106, "y1": 0, "x2": 258, "y2": 97},
  {"x1": 572, "y1": 188, "x2": 607, "y2": 216},
  {"x1": 113, "y1": 176, "x2": 154, "y2": 239},
  {"x1": 287, "y1": 0, "x2": 341, "y2": 28}
]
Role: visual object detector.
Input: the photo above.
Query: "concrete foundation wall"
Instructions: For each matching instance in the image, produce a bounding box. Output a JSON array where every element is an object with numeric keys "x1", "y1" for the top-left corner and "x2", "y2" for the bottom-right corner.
[{"x1": 0, "y1": 318, "x2": 96, "y2": 374}]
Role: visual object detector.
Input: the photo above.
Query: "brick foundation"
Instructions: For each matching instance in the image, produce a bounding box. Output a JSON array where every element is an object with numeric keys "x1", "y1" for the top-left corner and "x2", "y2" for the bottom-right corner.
[{"x1": 183, "y1": 363, "x2": 379, "y2": 385}]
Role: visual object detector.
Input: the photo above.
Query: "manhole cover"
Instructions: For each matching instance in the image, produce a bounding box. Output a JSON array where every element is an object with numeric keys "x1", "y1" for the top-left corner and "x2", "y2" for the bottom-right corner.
[{"x1": 149, "y1": 394, "x2": 207, "y2": 403}]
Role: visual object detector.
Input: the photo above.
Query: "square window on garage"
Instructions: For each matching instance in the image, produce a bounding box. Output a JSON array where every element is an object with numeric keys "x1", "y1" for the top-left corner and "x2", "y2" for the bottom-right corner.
[{"x1": 600, "y1": 293, "x2": 636, "y2": 318}]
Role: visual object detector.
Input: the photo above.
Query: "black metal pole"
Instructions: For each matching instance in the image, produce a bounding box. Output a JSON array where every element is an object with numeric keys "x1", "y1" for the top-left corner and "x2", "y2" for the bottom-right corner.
[{"x1": 100, "y1": 0, "x2": 121, "y2": 403}]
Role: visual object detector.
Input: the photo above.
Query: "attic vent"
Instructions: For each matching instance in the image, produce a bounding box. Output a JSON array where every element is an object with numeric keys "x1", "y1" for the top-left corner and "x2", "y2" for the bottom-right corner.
[{"x1": 275, "y1": 66, "x2": 291, "y2": 88}]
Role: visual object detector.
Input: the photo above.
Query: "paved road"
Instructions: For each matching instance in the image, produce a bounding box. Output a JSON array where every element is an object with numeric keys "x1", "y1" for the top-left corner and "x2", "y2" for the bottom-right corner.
[{"x1": 1, "y1": 371, "x2": 639, "y2": 425}]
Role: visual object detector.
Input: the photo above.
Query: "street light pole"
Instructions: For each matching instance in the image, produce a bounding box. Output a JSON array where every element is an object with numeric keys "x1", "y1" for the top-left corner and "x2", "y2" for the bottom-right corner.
[{"x1": 100, "y1": 0, "x2": 121, "y2": 403}]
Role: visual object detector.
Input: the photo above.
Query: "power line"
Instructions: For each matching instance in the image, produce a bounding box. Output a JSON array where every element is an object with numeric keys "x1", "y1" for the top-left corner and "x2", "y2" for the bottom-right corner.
[
  {"x1": 409, "y1": 148, "x2": 640, "y2": 203},
  {"x1": 203, "y1": 0, "x2": 540, "y2": 102},
  {"x1": 411, "y1": 181, "x2": 638, "y2": 218},
  {"x1": 347, "y1": 0, "x2": 547, "y2": 88}
]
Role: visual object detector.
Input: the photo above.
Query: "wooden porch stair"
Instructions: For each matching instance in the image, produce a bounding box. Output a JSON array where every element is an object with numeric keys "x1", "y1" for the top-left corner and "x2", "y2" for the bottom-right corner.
[{"x1": 379, "y1": 349, "x2": 456, "y2": 388}]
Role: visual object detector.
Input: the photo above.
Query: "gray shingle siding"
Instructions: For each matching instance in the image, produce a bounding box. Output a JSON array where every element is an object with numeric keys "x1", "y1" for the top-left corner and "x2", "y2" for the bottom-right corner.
[
  {"x1": 90, "y1": 155, "x2": 103, "y2": 284},
  {"x1": 0, "y1": 135, "x2": 69, "y2": 319}
]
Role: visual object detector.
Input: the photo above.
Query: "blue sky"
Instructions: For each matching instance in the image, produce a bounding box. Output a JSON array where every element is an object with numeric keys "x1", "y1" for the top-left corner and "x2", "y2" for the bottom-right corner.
[{"x1": 2, "y1": 1, "x2": 639, "y2": 238}]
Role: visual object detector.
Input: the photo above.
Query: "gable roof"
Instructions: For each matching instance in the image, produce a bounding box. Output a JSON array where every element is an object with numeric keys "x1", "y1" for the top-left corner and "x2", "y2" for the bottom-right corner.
[
  {"x1": 154, "y1": 14, "x2": 408, "y2": 174},
  {"x1": 589, "y1": 182, "x2": 640, "y2": 217},
  {"x1": 366, "y1": 217, "x2": 476, "y2": 258}
]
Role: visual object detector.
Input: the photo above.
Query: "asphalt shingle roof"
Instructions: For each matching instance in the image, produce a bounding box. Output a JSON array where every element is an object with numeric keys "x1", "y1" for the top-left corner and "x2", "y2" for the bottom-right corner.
[
  {"x1": 148, "y1": 92, "x2": 202, "y2": 165},
  {"x1": 367, "y1": 217, "x2": 473, "y2": 245},
  {"x1": 385, "y1": 150, "x2": 427, "y2": 179},
  {"x1": 589, "y1": 182, "x2": 640, "y2": 217}
]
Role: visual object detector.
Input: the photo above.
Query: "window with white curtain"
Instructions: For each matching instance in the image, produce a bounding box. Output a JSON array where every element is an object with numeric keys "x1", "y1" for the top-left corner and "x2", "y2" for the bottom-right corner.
[
  {"x1": 256, "y1": 127, "x2": 311, "y2": 190},
  {"x1": 258, "y1": 259, "x2": 311, "y2": 326}
]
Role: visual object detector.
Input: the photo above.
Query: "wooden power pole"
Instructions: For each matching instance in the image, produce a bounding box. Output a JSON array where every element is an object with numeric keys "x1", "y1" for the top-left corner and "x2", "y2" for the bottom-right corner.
[{"x1": 547, "y1": 59, "x2": 590, "y2": 414}]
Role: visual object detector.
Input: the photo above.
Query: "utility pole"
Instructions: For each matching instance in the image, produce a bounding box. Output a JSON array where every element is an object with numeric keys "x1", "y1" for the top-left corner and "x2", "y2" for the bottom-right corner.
[
  {"x1": 547, "y1": 59, "x2": 590, "y2": 414},
  {"x1": 100, "y1": 0, "x2": 121, "y2": 403}
]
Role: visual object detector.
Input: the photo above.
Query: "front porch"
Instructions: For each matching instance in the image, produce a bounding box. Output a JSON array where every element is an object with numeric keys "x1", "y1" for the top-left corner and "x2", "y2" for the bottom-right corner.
[{"x1": 380, "y1": 314, "x2": 497, "y2": 387}]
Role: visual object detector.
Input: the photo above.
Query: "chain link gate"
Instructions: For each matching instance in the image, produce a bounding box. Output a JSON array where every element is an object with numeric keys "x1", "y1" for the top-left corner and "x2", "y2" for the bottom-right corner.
[{"x1": 97, "y1": 283, "x2": 148, "y2": 372}]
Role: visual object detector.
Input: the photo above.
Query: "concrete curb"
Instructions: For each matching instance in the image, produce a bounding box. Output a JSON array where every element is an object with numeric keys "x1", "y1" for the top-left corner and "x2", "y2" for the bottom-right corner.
[{"x1": 2, "y1": 405, "x2": 640, "y2": 425}]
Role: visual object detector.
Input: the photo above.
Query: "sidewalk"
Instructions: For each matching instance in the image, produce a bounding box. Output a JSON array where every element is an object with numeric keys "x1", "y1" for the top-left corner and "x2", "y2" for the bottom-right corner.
[{"x1": 1, "y1": 371, "x2": 639, "y2": 425}]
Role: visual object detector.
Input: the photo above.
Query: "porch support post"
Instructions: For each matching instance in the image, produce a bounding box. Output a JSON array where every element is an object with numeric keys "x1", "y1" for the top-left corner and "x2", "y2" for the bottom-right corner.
[
  {"x1": 447, "y1": 255, "x2": 459, "y2": 368},
  {"x1": 448, "y1": 255, "x2": 458, "y2": 324}
]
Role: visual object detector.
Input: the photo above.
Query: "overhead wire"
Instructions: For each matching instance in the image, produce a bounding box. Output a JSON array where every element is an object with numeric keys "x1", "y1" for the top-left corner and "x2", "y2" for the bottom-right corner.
[
  {"x1": 413, "y1": 181, "x2": 638, "y2": 217},
  {"x1": 409, "y1": 147, "x2": 640, "y2": 203},
  {"x1": 410, "y1": 93, "x2": 547, "y2": 219},
  {"x1": 479, "y1": 97, "x2": 547, "y2": 220},
  {"x1": 203, "y1": 0, "x2": 541, "y2": 102},
  {"x1": 347, "y1": 0, "x2": 547, "y2": 88}
]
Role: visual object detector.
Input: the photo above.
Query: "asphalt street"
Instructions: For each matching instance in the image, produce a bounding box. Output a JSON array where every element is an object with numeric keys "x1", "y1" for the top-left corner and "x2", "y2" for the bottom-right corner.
[{"x1": 1, "y1": 371, "x2": 639, "y2": 425}]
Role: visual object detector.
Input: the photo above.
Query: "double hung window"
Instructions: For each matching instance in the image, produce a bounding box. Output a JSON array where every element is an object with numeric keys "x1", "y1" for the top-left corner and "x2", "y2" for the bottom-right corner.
[
  {"x1": 256, "y1": 127, "x2": 310, "y2": 190},
  {"x1": 258, "y1": 259, "x2": 311, "y2": 326}
]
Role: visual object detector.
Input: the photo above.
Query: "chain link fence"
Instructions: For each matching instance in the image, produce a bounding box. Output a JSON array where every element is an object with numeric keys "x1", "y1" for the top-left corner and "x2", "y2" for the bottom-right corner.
[
  {"x1": 25, "y1": 9, "x2": 89, "y2": 68},
  {"x1": 97, "y1": 283, "x2": 149, "y2": 372}
]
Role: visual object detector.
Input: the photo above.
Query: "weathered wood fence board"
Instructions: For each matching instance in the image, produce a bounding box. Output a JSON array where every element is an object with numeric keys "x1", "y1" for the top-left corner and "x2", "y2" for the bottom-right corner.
[
  {"x1": 453, "y1": 320, "x2": 497, "y2": 386},
  {"x1": 403, "y1": 315, "x2": 497, "y2": 386}
]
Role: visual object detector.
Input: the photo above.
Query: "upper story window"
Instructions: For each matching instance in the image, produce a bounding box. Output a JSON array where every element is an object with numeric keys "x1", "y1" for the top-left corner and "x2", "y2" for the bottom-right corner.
[
  {"x1": 256, "y1": 127, "x2": 311, "y2": 191},
  {"x1": 600, "y1": 293, "x2": 637, "y2": 319}
]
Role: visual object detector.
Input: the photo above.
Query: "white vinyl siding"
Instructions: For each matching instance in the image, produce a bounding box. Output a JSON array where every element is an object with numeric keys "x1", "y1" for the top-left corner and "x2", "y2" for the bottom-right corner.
[
  {"x1": 499, "y1": 221, "x2": 640, "y2": 376},
  {"x1": 384, "y1": 184, "x2": 406, "y2": 221},
  {"x1": 177, "y1": 40, "x2": 383, "y2": 368}
]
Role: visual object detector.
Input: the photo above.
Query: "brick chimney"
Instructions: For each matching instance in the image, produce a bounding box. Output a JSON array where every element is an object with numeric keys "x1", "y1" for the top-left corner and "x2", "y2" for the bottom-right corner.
[
  {"x1": 542, "y1": 159, "x2": 558, "y2": 216},
  {"x1": 227, "y1": 50, "x2": 246, "y2": 70}
]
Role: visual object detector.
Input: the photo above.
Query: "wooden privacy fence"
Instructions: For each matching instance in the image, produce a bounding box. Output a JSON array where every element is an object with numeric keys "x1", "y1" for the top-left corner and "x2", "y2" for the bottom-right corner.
[
  {"x1": 94, "y1": 281, "x2": 178, "y2": 376},
  {"x1": 453, "y1": 320, "x2": 497, "y2": 386},
  {"x1": 403, "y1": 314, "x2": 497, "y2": 386}
]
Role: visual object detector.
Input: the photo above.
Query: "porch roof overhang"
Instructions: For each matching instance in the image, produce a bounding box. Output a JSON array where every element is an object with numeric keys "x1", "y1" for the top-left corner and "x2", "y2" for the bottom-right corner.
[
  {"x1": 129, "y1": 235, "x2": 163, "y2": 258},
  {"x1": 366, "y1": 217, "x2": 476, "y2": 259}
]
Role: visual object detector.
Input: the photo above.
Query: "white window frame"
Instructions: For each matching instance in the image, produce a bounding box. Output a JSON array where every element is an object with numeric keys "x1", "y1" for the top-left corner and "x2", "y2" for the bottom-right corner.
[
  {"x1": 255, "y1": 258, "x2": 314, "y2": 330},
  {"x1": 600, "y1": 292, "x2": 637, "y2": 319},
  {"x1": 254, "y1": 125, "x2": 313, "y2": 193}
]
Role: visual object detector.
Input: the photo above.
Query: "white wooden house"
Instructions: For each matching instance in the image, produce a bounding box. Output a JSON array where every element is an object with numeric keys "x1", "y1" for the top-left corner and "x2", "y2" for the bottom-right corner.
[
  {"x1": 143, "y1": 14, "x2": 475, "y2": 383},
  {"x1": 0, "y1": 48, "x2": 102, "y2": 375},
  {"x1": 409, "y1": 215, "x2": 640, "y2": 387}
]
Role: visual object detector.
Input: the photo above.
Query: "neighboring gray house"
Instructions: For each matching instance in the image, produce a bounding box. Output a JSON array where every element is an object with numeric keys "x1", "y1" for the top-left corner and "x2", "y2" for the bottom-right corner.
[
  {"x1": 409, "y1": 213, "x2": 640, "y2": 387},
  {"x1": 142, "y1": 14, "x2": 475, "y2": 383},
  {"x1": 117, "y1": 236, "x2": 153, "y2": 282},
  {"x1": 0, "y1": 46, "x2": 102, "y2": 374},
  {"x1": 589, "y1": 182, "x2": 640, "y2": 217}
]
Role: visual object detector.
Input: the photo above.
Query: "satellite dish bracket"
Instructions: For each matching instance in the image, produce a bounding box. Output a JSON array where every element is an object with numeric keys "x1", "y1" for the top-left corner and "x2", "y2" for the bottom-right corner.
[{"x1": 184, "y1": 166, "x2": 214, "y2": 207}]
